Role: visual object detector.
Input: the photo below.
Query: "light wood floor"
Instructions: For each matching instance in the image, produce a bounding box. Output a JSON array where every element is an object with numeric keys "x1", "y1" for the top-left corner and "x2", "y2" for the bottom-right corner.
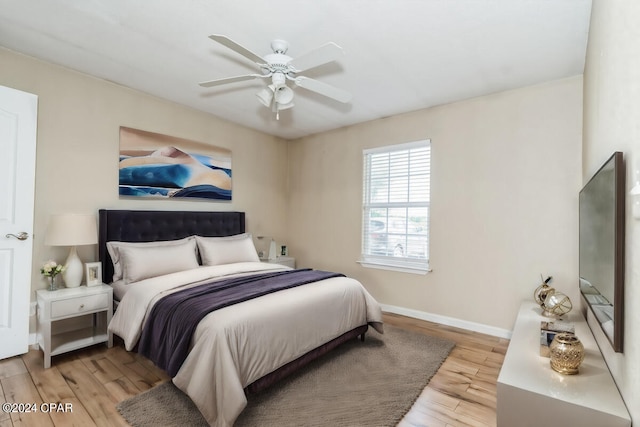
[{"x1": 0, "y1": 313, "x2": 509, "y2": 427}]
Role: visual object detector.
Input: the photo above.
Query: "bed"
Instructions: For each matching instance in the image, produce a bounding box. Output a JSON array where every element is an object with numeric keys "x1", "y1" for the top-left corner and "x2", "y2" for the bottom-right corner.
[{"x1": 98, "y1": 209, "x2": 383, "y2": 427}]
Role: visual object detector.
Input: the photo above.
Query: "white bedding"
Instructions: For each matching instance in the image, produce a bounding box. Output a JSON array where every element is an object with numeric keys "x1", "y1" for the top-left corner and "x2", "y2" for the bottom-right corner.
[
  {"x1": 108, "y1": 262, "x2": 383, "y2": 427},
  {"x1": 110, "y1": 279, "x2": 128, "y2": 301}
]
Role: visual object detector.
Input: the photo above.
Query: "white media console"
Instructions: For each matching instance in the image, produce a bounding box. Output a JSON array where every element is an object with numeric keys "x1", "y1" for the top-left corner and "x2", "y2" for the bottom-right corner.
[{"x1": 497, "y1": 301, "x2": 630, "y2": 427}]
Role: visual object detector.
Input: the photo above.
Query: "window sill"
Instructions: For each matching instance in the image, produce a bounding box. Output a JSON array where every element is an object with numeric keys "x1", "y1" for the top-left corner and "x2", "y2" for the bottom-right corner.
[{"x1": 357, "y1": 259, "x2": 431, "y2": 275}]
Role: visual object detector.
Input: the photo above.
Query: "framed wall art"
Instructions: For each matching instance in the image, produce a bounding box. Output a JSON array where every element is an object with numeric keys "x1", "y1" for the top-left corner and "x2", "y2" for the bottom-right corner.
[{"x1": 118, "y1": 127, "x2": 232, "y2": 201}]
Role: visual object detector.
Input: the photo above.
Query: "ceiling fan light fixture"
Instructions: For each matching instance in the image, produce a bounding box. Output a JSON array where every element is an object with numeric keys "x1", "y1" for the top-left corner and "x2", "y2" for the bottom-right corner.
[
  {"x1": 273, "y1": 99, "x2": 294, "y2": 121},
  {"x1": 274, "y1": 86, "x2": 294, "y2": 105},
  {"x1": 277, "y1": 100, "x2": 294, "y2": 110},
  {"x1": 256, "y1": 87, "x2": 273, "y2": 107}
]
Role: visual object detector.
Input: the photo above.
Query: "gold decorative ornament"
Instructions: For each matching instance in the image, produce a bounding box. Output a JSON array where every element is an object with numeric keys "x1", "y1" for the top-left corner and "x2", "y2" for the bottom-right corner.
[
  {"x1": 542, "y1": 290, "x2": 573, "y2": 317},
  {"x1": 534, "y1": 275, "x2": 554, "y2": 307},
  {"x1": 549, "y1": 333, "x2": 585, "y2": 375}
]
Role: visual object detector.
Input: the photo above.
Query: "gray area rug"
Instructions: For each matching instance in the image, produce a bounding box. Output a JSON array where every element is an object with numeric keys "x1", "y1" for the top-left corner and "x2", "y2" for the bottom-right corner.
[{"x1": 117, "y1": 325, "x2": 455, "y2": 427}]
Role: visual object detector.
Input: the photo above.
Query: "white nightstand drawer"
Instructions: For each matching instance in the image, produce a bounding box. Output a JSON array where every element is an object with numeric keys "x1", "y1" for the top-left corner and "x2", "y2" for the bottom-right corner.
[{"x1": 51, "y1": 293, "x2": 108, "y2": 318}]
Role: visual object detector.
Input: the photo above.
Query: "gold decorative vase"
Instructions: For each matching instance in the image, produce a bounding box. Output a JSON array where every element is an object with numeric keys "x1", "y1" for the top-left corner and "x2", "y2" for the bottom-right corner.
[{"x1": 549, "y1": 333, "x2": 585, "y2": 375}]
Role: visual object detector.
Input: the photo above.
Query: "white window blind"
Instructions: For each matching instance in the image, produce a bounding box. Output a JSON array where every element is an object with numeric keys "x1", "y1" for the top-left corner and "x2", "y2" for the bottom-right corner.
[{"x1": 361, "y1": 140, "x2": 431, "y2": 273}]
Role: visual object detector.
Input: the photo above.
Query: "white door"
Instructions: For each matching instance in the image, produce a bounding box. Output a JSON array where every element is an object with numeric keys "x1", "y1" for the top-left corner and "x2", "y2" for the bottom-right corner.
[{"x1": 0, "y1": 85, "x2": 37, "y2": 360}]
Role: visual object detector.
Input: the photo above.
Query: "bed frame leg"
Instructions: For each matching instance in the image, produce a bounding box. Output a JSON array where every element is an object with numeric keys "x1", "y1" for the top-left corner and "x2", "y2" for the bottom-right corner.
[{"x1": 360, "y1": 332, "x2": 366, "y2": 342}]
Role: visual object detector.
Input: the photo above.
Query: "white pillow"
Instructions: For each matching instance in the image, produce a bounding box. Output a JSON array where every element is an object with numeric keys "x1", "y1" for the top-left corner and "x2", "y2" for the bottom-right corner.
[
  {"x1": 107, "y1": 236, "x2": 196, "y2": 282},
  {"x1": 119, "y1": 239, "x2": 199, "y2": 284},
  {"x1": 196, "y1": 233, "x2": 260, "y2": 266}
]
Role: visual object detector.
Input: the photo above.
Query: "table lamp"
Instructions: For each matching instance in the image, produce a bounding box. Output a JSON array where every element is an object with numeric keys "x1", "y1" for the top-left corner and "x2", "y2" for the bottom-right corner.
[
  {"x1": 45, "y1": 214, "x2": 98, "y2": 287},
  {"x1": 256, "y1": 235, "x2": 278, "y2": 260}
]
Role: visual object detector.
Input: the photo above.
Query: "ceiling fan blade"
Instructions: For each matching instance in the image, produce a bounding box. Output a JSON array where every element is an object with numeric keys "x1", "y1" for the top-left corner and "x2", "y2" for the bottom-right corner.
[
  {"x1": 199, "y1": 74, "x2": 262, "y2": 87},
  {"x1": 288, "y1": 42, "x2": 344, "y2": 72},
  {"x1": 294, "y1": 76, "x2": 352, "y2": 103},
  {"x1": 208, "y1": 34, "x2": 266, "y2": 65}
]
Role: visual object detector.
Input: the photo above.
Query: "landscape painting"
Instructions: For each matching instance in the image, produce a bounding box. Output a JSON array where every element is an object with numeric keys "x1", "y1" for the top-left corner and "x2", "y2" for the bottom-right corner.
[{"x1": 119, "y1": 127, "x2": 232, "y2": 201}]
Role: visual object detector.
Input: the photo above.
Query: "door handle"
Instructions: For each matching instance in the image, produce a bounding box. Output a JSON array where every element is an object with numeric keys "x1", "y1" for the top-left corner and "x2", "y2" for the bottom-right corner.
[{"x1": 5, "y1": 232, "x2": 29, "y2": 240}]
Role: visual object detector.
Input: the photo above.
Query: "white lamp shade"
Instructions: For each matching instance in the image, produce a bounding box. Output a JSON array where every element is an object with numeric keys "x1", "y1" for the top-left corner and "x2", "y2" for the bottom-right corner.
[
  {"x1": 277, "y1": 100, "x2": 295, "y2": 110},
  {"x1": 45, "y1": 214, "x2": 98, "y2": 246},
  {"x1": 256, "y1": 87, "x2": 274, "y2": 107},
  {"x1": 274, "y1": 86, "x2": 294, "y2": 105},
  {"x1": 45, "y1": 214, "x2": 97, "y2": 287}
]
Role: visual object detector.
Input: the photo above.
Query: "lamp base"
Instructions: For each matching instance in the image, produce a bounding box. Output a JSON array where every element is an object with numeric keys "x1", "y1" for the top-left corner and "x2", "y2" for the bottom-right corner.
[
  {"x1": 62, "y1": 246, "x2": 83, "y2": 288},
  {"x1": 268, "y1": 239, "x2": 277, "y2": 261}
]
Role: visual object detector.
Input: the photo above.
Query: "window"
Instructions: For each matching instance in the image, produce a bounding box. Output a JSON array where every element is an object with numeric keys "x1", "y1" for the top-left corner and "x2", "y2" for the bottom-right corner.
[{"x1": 361, "y1": 140, "x2": 431, "y2": 274}]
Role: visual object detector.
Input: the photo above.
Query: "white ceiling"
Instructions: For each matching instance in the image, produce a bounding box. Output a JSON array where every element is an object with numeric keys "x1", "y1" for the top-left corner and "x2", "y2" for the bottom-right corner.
[{"x1": 0, "y1": 0, "x2": 592, "y2": 140}]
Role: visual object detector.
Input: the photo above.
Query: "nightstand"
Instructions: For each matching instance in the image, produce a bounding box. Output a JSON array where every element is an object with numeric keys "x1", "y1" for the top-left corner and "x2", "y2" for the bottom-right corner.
[
  {"x1": 261, "y1": 256, "x2": 296, "y2": 268},
  {"x1": 36, "y1": 284, "x2": 113, "y2": 368}
]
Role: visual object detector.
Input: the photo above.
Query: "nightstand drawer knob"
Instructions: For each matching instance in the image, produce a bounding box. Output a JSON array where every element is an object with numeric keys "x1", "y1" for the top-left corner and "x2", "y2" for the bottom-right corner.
[{"x1": 79, "y1": 304, "x2": 85, "y2": 309}]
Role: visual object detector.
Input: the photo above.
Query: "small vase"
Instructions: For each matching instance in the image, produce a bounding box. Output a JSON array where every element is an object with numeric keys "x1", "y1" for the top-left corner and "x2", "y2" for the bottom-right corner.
[
  {"x1": 549, "y1": 333, "x2": 585, "y2": 375},
  {"x1": 48, "y1": 275, "x2": 58, "y2": 292}
]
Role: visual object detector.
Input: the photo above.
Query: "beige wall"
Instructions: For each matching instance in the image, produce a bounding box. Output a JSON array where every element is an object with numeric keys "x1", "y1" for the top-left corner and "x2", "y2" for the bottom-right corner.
[
  {"x1": 2, "y1": 46, "x2": 583, "y2": 344},
  {"x1": 0, "y1": 47, "x2": 289, "y2": 300},
  {"x1": 288, "y1": 77, "x2": 583, "y2": 332},
  {"x1": 584, "y1": 0, "x2": 640, "y2": 421}
]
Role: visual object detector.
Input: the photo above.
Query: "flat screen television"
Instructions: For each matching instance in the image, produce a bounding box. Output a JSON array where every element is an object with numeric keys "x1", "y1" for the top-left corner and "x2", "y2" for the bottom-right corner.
[{"x1": 579, "y1": 151, "x2": 625, "y2": 352}]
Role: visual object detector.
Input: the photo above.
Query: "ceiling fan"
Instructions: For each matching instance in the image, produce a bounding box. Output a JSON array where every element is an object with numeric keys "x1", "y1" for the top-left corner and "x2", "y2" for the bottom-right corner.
[{"x1": 199, "y1": 34, "x2": 351, "y2": 119}]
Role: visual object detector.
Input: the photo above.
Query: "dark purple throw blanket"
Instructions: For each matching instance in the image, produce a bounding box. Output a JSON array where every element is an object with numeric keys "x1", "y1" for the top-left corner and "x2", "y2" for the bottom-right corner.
[{"x1": 138, "y1": 269, "x2": 345, "y2": 376}]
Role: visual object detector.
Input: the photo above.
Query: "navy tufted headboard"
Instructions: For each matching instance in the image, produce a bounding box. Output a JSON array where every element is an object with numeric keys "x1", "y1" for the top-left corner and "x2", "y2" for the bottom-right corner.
[{"x1": 98, "y1": 209, "x2": 245, "y2": 284}]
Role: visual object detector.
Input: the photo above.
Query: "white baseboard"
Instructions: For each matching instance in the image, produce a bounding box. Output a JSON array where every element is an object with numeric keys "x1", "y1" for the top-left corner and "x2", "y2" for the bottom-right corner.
[{"x1": 381, "y1": 304, "x2": 512, "y2": 339}]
